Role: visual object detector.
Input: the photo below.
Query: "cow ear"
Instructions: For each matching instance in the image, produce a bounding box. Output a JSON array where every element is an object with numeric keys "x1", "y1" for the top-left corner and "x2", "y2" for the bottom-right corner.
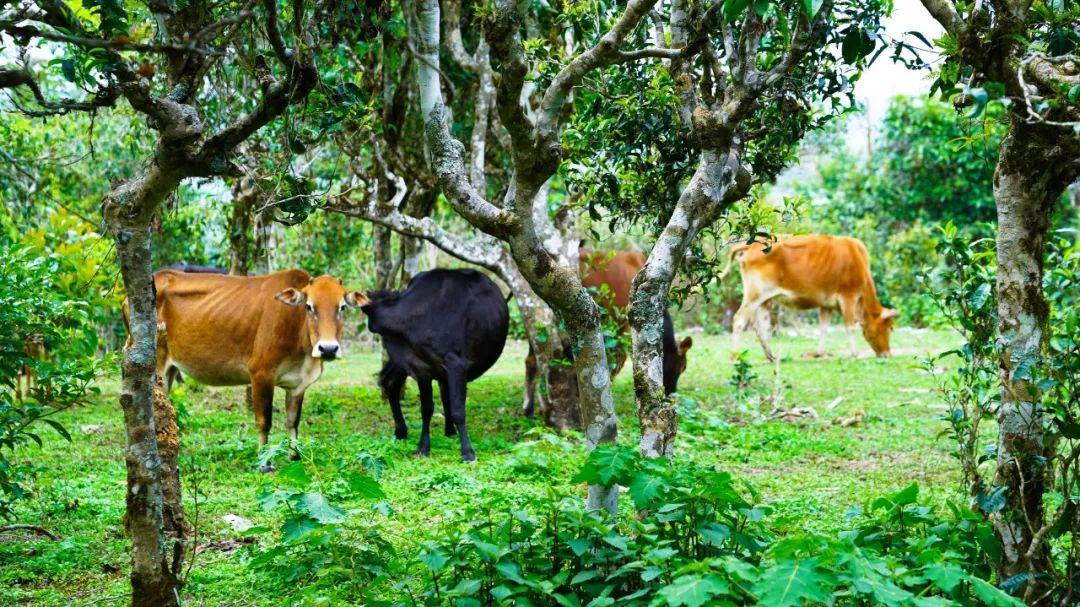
[
  {"x1": 881, "y1": 308, "x2": 899, "y2": 320},
  {"x1": 275, "y1": 288, "x2": 306, "y2": 306},
  {"x1": 678, "y1": 336, "x2": 693, "y2": 356},
  {"x1": 345, "y1": 290, "x2": 369, "y2": 308}
]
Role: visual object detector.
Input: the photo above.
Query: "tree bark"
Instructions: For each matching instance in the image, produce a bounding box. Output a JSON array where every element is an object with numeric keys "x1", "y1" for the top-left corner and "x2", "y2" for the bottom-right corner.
[
  {"x1": 228, "y1": 176, "x2": 260, "y2": 275},
  {"x1": 104, "y1": 169, "x2": 185, "y2": 607},
  {"x1": 991, "y1": 123, "x2": 1080, "y2": 601}
]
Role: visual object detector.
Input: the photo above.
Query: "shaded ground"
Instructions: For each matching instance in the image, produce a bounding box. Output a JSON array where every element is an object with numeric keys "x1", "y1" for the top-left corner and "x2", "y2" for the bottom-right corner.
[{"x1": 0, "y1": 326, "x2": 962, "y2": 605}]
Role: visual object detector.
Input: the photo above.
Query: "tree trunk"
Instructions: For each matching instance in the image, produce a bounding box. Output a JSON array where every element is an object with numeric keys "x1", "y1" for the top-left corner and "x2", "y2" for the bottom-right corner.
[
  {"x1": 228, "y1": 176, "x2": 259, "y2": 275},
  {"x1": 104, "y1": 171, "x2": 185, "y2": 607},
  {"x1": 991, "y1": 124, "x2": 1078, "y2": 602},
  {"x1": 253, "y1": 207, "x2": 272, "y2": 274},
  {"x1": 630, "y1": 149, "x2": 749, "y2": 459}
]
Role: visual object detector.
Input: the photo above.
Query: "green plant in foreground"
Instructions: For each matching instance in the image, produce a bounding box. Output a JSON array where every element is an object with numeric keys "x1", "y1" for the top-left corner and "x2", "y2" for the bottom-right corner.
[{"x1": 0, "y1": 246, "x2": 106, "y2": 520}]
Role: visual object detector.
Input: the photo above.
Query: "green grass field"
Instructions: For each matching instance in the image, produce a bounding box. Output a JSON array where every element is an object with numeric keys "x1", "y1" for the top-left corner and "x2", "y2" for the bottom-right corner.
[{"x1": 0, "y1": 326, "x2": 964, "y2": 605}]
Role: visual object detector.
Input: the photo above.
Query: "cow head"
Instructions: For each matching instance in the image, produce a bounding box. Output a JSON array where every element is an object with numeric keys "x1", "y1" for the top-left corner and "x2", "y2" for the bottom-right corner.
[
  {"x1": 662, "y1": 336, "x2": 693, "y2": 395},
  {"x1": 275, "y1": 276, "x2": 369, "y2": 360},
  {"x1": 864, "y1": 308, "x2": 899, "y2": 357}
]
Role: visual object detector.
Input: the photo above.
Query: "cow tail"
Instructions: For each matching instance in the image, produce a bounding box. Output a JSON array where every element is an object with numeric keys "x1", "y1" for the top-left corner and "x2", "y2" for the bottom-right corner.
[
  {"x1": 505, "y1": 290, "x2": 514, "y2": 303},
  {"x1": 716, "y1": 244, "x2": 750, "y2": 281}
]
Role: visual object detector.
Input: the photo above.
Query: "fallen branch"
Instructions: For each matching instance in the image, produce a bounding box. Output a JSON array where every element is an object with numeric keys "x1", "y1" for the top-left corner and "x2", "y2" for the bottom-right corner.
[{"x1": 0, "y1": 523, "x2": 62, "y2": 540}]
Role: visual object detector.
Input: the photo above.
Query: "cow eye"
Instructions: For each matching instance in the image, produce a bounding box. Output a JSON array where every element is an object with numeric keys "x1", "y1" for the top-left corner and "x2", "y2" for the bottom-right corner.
[{"x1": 305, "y1": 303, "x2": 314, "y2": 313}]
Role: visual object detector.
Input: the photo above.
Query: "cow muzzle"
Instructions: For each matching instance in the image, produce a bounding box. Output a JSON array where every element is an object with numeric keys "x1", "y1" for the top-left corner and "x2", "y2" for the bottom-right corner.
[{"x1": 313, "y1": 341, "x2": 341, "y2": 360}]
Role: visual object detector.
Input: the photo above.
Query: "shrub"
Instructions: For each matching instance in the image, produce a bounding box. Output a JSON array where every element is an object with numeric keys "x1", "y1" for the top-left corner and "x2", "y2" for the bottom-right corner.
[{"x1": 0, "y1": 246, "x2": 106, "y2": 519}]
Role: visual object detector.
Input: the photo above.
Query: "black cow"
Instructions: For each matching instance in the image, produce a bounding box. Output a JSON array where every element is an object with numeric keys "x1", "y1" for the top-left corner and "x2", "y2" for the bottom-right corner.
[
  {"x1": 360, "y1": 269, "x2": 509, "y2": 462},
  {"x1": 161, "y1": 262, "x2": 228, "y2": 274}
]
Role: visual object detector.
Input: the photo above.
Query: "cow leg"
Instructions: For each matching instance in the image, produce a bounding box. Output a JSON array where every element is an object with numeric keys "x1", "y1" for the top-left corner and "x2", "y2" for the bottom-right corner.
[
  {"x1": 379, "y1": 363, "x2": 409, "y2": 439},
  {"x1": 415, "y1": 379, "x2": 435, "y2": 457},
  {"x1": 817, "y1": 308, "x2": 832, "y2": 356},
  {"x1": 251, "y1": 375, "x2": 276, "y2": 473},
  {"x1": 438, "y1": 381, "x2": 456, "y2": 437},
  {"x1": 522, "y1": 344, "x2": 537, "y2": 418},
  {"x1": 446, "y1": 362, "x2": 476, "y2": 463},
  {"x1": 285, "y1": 389, "x2": 305, "y2": 461},
  {"x1": 841, "y1": 299, "x2": 859, "y2": 358},
  {"x1": 733, "y1": 296, "x2": 777, "y2": 362}
]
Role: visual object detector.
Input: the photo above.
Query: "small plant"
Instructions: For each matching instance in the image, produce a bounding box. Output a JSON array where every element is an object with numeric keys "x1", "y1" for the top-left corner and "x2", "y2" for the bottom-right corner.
[
  {"x1": 728, "y1": 350, "x2": 758, "y2": 401},
  {"x1": 247, "y1": 441, "x2": 395, "y2": 602}
]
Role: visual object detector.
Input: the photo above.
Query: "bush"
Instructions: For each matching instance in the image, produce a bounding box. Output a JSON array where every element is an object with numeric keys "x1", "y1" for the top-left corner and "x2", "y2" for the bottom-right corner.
[{"x1": 0, "y1": 246, "x2": 106, "y2": 519}]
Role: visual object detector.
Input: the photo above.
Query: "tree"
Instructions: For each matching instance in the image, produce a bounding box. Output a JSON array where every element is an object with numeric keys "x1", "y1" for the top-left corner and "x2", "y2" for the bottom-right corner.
[
  {"x1": 0, "y1": 0, "x2": 366, "y2": 602},
  {"x1": 406, "y1": 0, "x2": 892, "y2": 516},
  {"x1": 918, "y1": 1, "x2": 1080, "y2": 601}
]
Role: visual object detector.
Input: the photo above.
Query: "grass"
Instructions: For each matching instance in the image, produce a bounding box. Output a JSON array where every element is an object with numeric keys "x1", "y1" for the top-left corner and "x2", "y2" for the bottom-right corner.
[{"x1": 0, "y1": 325, "x2": 964, "y2": 605}]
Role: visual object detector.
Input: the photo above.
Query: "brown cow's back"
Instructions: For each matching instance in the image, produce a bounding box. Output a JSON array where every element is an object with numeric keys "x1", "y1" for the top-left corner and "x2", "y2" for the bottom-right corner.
[
  {"x1": 581, "y1": 250, "x2": 645, "y2": 309},
  {"x1": 156, "y1": 269, "x2": 310, "y2": 386},
  {"x1": 736, "y1": 235, "x2": 883, "y2": 315}
]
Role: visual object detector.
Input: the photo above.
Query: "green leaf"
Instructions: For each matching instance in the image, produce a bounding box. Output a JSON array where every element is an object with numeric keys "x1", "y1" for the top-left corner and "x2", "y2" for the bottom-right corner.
[
  {"x1": 970, "y1": 577, "x2": 1025, "y2": 607},
  {"x1": 696, "y1": 522, "x2": 732, "y2": 547},
  {"x1": 923, "y1": 564, "x2": 966, "y2": 593},
  {"x1": 299, "y1": 492, "x2": 347, "y2": 524},
  {"x1": 723, "y1": 0, "x2": 751, "y2": 22},
  {"x1": 658, "y1": 574, "x2": 729, "y2": 607},
  {"x1": 450, "y1": 578, "x2": 482, "y2": 597},
  {"x1": 571, "y1": 570, "x2": 601, "y2": 585},
  {"x1": 420, "y1": 543, "x2": 449, "y2": 573},
  {"x1": 891, "y1": 483, "x2": 919, "y2": 506},
  {"x1": 495, "y1": 560, "x2": 526, "y2": 584},
  {"x1": 752, "y1": 559, "x2": 835, "y2": 607},
  {"x1": 1068, "y1": 84, "x2": 1080, "y2": 104},
  {"x1": 41, "y1": 419, "x2": 71, "y2": 442},
  {"x1": 345, "y1": 471, "x2": 386, "y2": 499},
  {"x1": 801, "y1": 0, "x2": 824, "y2": 17},
  {"x1": 281, "y1": 514, "x2": 320, "y2": 542},
  {"x1": 572, "y1": 444, "x2": 638, "y2": 487},
  {"x1": 627, "y1": 470, "x2": 668, "y2": 509},
  {"x1": 276, "y1": 460, "x2": 311, "y2": 487}
]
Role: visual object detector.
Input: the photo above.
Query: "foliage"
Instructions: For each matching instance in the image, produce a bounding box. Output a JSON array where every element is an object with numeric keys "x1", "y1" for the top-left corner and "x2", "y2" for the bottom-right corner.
[
  {"x1": 394, "y1": 448, "x2": 1018, "y2": 607},
  {"x1": 0, "y1": 247, "x2": 106, "y2": 519},
  {"x1": 926, "y1": 225, "x2": 1080, "y2": 602},
  {"x1": 247, "y1": 441, "x2": 395, "y2": 603}
]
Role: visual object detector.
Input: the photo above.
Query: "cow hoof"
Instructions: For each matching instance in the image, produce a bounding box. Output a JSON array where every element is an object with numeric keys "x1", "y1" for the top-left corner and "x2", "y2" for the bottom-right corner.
[
  {"x1": 289, "y1": 452, "x2": 301, "y2": 462},
  {"x1": 395, "y1": 429, "x2": 408, "y2": 440},
  {"x1": 413, "y1": 449, "x2": 430, "y2": 458},
  {"x1": 444, "y1": 426, "x2": 456, "y2": 438},
  {"x1": 258, "y1": 463, "x2": 276, "y2": 474},
  {"x1": 461, "y1": 453, "x2": 477, "y2": 464}
]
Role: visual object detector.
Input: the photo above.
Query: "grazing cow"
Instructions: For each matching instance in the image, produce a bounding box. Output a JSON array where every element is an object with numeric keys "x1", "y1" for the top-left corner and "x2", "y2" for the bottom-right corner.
[
  {"x1": 361, "y1": 269, "x2": 509, "y2": 462},
  {"x1": 521, "y1": 250, "x2": 694, "y2": 417},
  {"x1": 724, "y1": 234, "x2": 898, "y2": 361},
  {"x1": 128, "y1": 269, "x2": 363, "y2": 470}
]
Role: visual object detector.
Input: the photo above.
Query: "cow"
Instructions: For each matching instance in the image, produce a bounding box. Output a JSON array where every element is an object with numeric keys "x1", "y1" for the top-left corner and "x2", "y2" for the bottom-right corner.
[
  {"x1": 15, "y1": 334, "x2": 47, "y2": 400},
  {"x1": 360, "y1": 268, "x2": 509, "y2": 462},
  {"x1": 723, "y1": 234, "x2": 898, "y2": 361},
  {"x1": 127, "y1": 268, "x2": 364, "y2": 471},
  {"x1": 521, "y1": 250, "x2": 694, "y2": 417}
]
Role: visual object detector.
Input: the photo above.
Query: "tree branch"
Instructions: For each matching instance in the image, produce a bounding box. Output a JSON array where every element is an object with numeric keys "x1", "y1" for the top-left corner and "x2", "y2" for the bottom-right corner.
[
  {"x1": 919, "y1": 0, "x2": 966, "y2": 37},
  {"x1": 536, "y1": 0, "x2": 661, "y2": 143}
]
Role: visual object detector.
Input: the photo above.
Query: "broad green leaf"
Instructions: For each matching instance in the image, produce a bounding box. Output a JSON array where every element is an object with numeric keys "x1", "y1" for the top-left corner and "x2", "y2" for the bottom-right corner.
[
  {"x1": 628, "y1": 470, "x2": 668, "y2": 509},
  {"x1": 657, "y1": 574, "x2": 729, "y2": 607},
  {"x1": 970, "y1": 577, "x2": 1025, "y2": 607},
  {"x1": 495, "y1": 559, "x2": 526, "y2": 584},
  {"x1": 276, "y1": 460, "x2": 311, "y2": 487},
  {"x1": 420, "y1": 544, "x2": 449, "y2": 573},
  {"x1": 281, "y1": 514, "x2": 320, "y2": 542},
  {"x1": 801, "y1": 0, "x2": 824, "y2": 17},
  {"x1": 924, "y1": 564, "x2": 966, "y2": 593},
  {"x1": 752, "y1": 559, "x2": 835, "y2": 607},
  {"x1": 572, "y1": 444, "x2": 637, "y2": 486},
  {"x1": 346, "y1": 471, "x2": 386, "y2": 499},
  {"x1": 299, "y1": 492, "x2": 347, "y2": 524},
  {"x1": 892, "y1": 483, "x2": 920, "y2": 506}
]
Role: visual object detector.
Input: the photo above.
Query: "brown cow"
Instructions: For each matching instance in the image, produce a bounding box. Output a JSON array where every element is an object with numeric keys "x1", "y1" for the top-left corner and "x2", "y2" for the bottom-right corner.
[
  {"x1": 725, "y1": 235, "x2": 898, "y2": 361},
  {"x1": 522, "y1": 250, "x2": 693, "y2": 416},
  {"x1": 130, "y1": 269, "x2": 366, "y2": 470},
  {"x1": 15, "y1": 334, "x2": 47, "y2": 400}
]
